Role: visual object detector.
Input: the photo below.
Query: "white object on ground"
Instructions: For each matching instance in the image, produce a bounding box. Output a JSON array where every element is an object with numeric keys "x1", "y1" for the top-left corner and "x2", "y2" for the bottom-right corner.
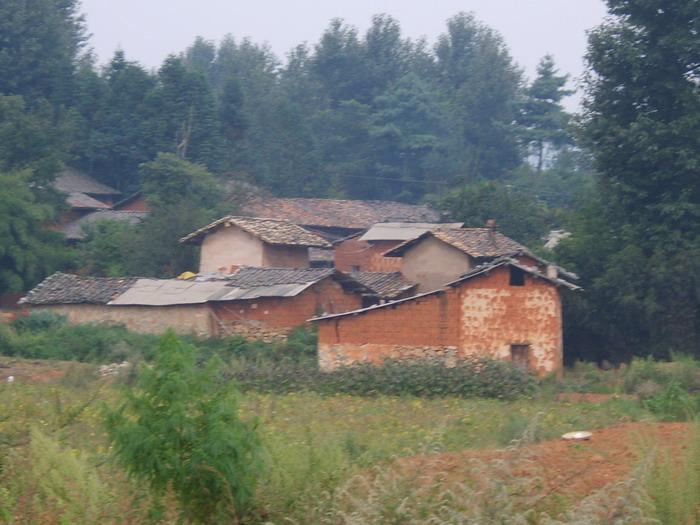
[
  {"x1": 562, "y1": 431, "x2": 592, "y2": 441},
  {"x1": 6, "y1": 375, "x2": 14, "y2": 383}
]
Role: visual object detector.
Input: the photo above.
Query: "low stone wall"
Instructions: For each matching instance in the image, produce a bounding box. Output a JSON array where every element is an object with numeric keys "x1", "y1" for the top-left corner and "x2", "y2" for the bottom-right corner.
[{"x1": 319, "y1": 342, "x2": 459, "y2": 371}]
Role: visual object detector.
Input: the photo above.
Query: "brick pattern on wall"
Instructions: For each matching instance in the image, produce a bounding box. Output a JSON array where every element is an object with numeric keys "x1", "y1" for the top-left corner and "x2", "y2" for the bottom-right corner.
[
  {"x1": 213, "y1": 278, "x2": 363, "y2": 341},
  {"x1": 334, "y1": 238, "x2": 402, "y2": 272},
  {"x1": 316, "y1": 266, "x2": 564, "y2": 376}
]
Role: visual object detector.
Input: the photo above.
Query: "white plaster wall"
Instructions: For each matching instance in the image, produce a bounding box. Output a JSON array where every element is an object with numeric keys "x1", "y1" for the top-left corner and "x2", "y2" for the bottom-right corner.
[
  {"x1": 400, "y1": 237, "x2": 472, "y2": 292},
  {"x1": 199, "y1": 226, "x2": 264, "y2": 273}
]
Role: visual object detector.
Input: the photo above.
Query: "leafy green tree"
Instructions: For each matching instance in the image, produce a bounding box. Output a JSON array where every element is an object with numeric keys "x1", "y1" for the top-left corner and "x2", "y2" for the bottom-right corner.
[
  {"x1": 440, "y1": 181, "x2": 552, "y2": 247},
  {"x1": 561, "y1": 0, "x2": 700, "y2": 358},
  {"x1": 0, "y1": 0, "x2": 86, "y2": 105},
  {"x1": 104, "y1": 332, "x2": 264, "y2": 523},
  {"x1": 135, "y1": 153, "x2": 223, "y2": 276},
  {"x1": 0, "y1": 95, "x2": 72, "y2": 183},
  {"x1": 435, "y1": 13, "x2": 524, "y2": 181},
  {"x1": 0, "y1": 170, "x2": 69, "y2": 293},
  {"x1": 73, "y1": 51, "x2": 158, "y2": 191},
  {"x1": 519, "y1": 55, "x2": 573, "y2": 171},
  {"x1": 146, "y1": 56, "x2": 224, "y2": 170},
  {"x1": 78, "y1": 220, "x2": 137, "y2": 277}
]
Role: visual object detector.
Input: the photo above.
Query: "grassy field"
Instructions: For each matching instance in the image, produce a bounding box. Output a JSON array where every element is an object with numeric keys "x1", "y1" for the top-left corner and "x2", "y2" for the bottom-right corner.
[
  {"x1": 0, "y1": 357, "x2": 698, "y2": 524},
  {"x1": 0, "y1": 320, "x2": 699, "y2": 523}
]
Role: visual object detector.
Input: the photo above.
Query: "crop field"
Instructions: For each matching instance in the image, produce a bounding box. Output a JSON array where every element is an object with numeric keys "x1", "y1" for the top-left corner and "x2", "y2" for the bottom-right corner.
[{"x1": 0, "y1": 325, "x2": 699, "y2": 524}]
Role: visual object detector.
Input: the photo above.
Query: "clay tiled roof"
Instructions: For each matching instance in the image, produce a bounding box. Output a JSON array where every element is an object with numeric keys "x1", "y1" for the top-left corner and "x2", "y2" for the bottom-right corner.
[
  {"x1": 65, "y1": 192, "x2": 112, "y2": 210},
  {"x1": 53, "y1": 168, "x2": 120, "y2": 196},
  {"x1": 351, "y1": 271, "x2": 416, "y2": 299},
  {"x1": 384, "y1": 228, "x2": 528, "y2": 259},
  {"x1": 20, "y1": 273, "x2": 136, "y2": 305},
  {"x1": 60, "y1": 210, "x2": 149, "y2": 241},
  {"x1": 179, "y1": 216, "x2": 331, "y2": 248},
  {"x1": 311, "y1": 258, "x2": 581, "y2": 322},
  {"x1": 242, "y1": 197, "x2": 442, "y2": 230},
  {"x1": 224, "y1": 267, "x2": 336, "y2": 288}
]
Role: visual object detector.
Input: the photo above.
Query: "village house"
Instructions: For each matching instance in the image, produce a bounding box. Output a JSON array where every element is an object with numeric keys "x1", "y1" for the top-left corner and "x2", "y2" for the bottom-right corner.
[
  {"x1": 334, "y1": 222, "x2": 463, "y2": 273},
  {"x1": 383, "y1": 225, "x2": 574, "y2": 293},
  {"x1": 313, "y1": 258, "x2": 581, "y2": 377},
  {"x1": 179, "y1": 216, "x2": 332, "y2": 274},
  {"x1": 20, "y1": 268, "x2": 374, "y2": 340},
  {"x1": 53, "y1": 168, "x2": 122, "y2": 225},
  {"x1": 241, "y1": 196, "x2": 444, "y2": 267},
  {"x1": 52, "y1": 170, "x2": 150, "y2": 242}
]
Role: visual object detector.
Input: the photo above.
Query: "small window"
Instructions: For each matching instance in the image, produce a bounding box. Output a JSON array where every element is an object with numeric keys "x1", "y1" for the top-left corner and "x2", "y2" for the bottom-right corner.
[
  {"x1": 509, "y1": 267, "x2": 525, "y2": 286},
  {"x1": 351, "y1": 265, "x2": 361, "y2": 273},
  {"x1": 510, "y1": 344, "x2": 530, "y2": 371}
]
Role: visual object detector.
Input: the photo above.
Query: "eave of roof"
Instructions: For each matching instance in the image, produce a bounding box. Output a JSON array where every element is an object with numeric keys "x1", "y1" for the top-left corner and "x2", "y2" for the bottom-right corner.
[
  {"x1": 179, "y1": 216, "x2": 331, "y2": 248},
  {"x1": 310, "y1": 258, "x2": 581, "y2": 322}
]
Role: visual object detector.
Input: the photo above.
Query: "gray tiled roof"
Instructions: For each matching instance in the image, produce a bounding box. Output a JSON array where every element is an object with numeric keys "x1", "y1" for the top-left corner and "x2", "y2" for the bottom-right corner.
[
  {"x1": 351, "y1": 272, "x2": 416, "y2": 299},
  {"x1": 65, "y1": 192, "x2": 112, "y2": 210},
  {"x1": 53, "y1": 168, "x2": 120, "y2": 196},
  {"x1": 242, "y1": 197, "x2": 442, "y2": 230},
  {"x1": 60, "y1": 210, "x2": 149, "y2": 240},
  {"x1": 224, "y1": 267, "x2": 336, "y2": 288},
  {"x1": 385, "y1": 228, "x2": 528, "y2": 258},
  {"x1": 21, "y1": 273, "x2": 136, "y2": 305},
  {"x1": 180, "y1": 216, "x2": 331, "y2": 248}
]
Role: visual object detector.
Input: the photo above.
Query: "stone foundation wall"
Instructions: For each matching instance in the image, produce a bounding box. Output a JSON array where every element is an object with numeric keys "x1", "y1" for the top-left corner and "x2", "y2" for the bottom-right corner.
[{"x1": 319, "y1": 342, "x2": 459, "y2": 371}]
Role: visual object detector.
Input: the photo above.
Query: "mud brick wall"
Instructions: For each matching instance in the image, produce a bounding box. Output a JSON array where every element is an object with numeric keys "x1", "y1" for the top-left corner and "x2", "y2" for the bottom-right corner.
[
  {"x1": 213, "y1": 278, "x2": 363, "y2": 341},
  {"x1": 34, "y1": 304, "x2": 216, "y2": 337},
  {"x1": 334, "y1": 238, "x2": 402, "y2": 272},
  {"x1": 317, "y1": 266, "x2": 563, "y2": 376}
]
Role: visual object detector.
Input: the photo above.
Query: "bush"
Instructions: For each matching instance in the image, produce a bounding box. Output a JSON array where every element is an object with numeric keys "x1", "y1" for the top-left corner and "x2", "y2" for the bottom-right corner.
[
  {"x1": 11, "y1": 311, "x2": 66, "y2": 333},
  {"x1": 104, "y1": 332, "x2": 265, "y2": 523},
  {"x1": 644, "y1": 382, "x2": 699, "y2": 422},
  {"x1": 228, "y1": 357, "x2": 536, "y2": 400}
]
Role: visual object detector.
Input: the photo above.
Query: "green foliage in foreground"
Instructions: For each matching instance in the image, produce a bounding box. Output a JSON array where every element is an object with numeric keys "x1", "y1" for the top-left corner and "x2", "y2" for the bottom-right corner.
[
  {"x1": 229, "y1": 357, "x2": 535, "y2": 400},
  {"x1": 103, "y1": 332, "x2": 264, "y2": 523}
]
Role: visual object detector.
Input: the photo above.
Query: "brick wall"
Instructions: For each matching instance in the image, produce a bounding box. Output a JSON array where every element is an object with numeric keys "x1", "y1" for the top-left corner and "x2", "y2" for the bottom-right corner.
[
  {"x1": 334, "y1": 238, "x2": 402, "y2": 272},
  {"x1": 316, "y1": 265, "x2": 563, "y2": 376},
  {"x1": 212, "y1": 277, "x2": 363, "y2": 341},
  {"x1": 34, "y1": 303, "x2": 216, "y2": 337}
]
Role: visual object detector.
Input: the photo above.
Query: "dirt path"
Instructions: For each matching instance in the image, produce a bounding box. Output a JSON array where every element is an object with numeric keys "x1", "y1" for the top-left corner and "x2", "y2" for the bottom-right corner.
[{"x1": 402, "y1": 422, "x2": 691, "y2": 502}]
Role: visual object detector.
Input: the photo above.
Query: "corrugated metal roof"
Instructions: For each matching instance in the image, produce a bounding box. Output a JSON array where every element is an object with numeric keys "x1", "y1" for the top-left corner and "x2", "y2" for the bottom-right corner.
[
  {"x1": 358, "y1": 222, "x2": 463, "y2": 242},
  {"x1": 109, "y1": 279, "x2": 229, "y2": 306}
]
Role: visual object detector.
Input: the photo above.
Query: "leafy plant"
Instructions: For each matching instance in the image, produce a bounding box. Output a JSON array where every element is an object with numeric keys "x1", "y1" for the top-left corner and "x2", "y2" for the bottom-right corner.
[{"x1": 103, "y1": 331, "x2": 264, "y2": 523}]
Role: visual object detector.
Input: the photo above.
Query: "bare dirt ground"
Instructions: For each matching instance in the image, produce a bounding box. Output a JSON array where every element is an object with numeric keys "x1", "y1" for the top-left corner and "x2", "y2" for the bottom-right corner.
[
  {"x1": 402, "y1": 421, "x2": 691, "y2": 502},
  {"x1": 0, "y1": 357, "x2": 94, "y2": 383}
]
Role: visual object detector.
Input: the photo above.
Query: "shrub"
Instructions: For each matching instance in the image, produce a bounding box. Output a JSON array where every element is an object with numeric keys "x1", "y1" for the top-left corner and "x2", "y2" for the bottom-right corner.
[
  {"x1": 228, "y1": 357, "x2": 536, "y2": 400},
  {"x1": 644, "y1": 382, "x2": 698, "y2": 422},
  {"x1": 103, "y1": 332, "x2": 265, "y2": 523},
  {"x1": 11, "y1": 311, "x2": 67, "y2": 333}
]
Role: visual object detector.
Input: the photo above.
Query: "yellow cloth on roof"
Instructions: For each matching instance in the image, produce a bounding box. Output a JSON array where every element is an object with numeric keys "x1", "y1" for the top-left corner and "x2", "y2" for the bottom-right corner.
[{"x1": 177, "y1": 271, "x2": 196, "y2": 280}]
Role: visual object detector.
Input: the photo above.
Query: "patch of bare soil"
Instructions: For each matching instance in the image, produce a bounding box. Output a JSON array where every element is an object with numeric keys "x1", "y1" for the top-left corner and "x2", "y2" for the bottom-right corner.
[
  {"x1": 402, "y1": 422, "x2": 691, "y2": 502},
  {"x1": 0, "y1": 357, "x2": 93, "y2": 383},
  {"x1": 555, "y1": 392, "x2": 635, "y2": 403}
]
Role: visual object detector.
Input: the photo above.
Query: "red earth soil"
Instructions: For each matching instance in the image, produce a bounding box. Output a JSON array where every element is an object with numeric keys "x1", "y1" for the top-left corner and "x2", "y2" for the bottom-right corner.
[{"x1": 402, "y1": 422, "x2": 691, "y2": 502}]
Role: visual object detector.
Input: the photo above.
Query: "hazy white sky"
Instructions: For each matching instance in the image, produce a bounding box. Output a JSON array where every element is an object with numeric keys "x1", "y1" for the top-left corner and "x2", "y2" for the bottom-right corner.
[{"x1": 79, "y1": 0, "x2": 608, "y2": 109}]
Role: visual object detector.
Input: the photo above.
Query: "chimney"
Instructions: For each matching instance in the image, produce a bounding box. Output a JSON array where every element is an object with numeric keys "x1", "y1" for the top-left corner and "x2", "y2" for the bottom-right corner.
[{"x1": 485, "y1": 219, "x2": 497, "y2": 230}]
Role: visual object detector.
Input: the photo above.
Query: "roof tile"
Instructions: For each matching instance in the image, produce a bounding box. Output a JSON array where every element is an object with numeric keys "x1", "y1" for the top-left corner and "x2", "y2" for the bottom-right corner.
[{"x1": 21, "y1": 273, "x2": 136, "y2": 305}]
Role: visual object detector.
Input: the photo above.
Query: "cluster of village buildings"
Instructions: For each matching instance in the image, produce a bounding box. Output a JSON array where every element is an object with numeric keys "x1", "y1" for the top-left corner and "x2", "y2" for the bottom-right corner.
[{"x1": 19, "y1": 170, "x2": 580, "y2": 376}]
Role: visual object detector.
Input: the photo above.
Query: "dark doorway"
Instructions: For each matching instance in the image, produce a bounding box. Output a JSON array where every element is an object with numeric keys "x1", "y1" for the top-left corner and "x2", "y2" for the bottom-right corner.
[{"x1": 510, "y1": 344, "x2": 530, "y2": 371}]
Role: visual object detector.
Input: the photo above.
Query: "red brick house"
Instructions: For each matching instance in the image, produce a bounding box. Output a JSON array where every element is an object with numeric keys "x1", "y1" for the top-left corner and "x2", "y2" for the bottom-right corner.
[
  {"x1": 21, "y1": 268, "x2": 372, "y2": 340},
  {"x1": 313, "y1": 258, "x2": 580, "y2": 376},
  {"x1": 334, "y1": 222, "x2": 463, "y2": 273}
]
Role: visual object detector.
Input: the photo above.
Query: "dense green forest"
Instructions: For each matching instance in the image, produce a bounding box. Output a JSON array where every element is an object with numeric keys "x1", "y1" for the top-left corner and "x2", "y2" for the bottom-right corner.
[{"x1": 0, "y1": 0, "x2": 698, "y2": 361}]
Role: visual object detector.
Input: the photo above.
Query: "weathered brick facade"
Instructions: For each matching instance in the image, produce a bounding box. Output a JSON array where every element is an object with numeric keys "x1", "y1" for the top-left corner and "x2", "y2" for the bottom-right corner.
[
  {"x1": 212, "y1": 278, "x2": 363, "y2": 341},
  {"x1": 316, "y1": 264, "x2": 568, "y2": 376},
  {"x1": 334, "y1": 238, "x2": 403, "y2": 272}
]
